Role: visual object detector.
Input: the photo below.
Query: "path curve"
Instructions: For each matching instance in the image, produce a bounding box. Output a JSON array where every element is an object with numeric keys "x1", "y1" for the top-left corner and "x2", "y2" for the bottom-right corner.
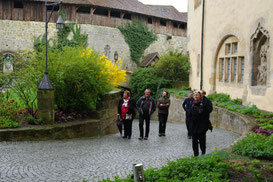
[{"x1": 0, "y1": 120, "x2": 240, "y2": 182}]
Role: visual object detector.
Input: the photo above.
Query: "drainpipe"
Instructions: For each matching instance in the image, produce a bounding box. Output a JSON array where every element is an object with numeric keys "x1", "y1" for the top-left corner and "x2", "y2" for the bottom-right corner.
[{"x1": 200, "y1": 0, "x2": 205, "y2": 90}]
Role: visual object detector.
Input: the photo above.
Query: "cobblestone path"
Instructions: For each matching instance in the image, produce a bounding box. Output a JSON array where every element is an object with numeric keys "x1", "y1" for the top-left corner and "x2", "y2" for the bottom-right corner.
[{"x1": 0, "y1": 120, "x2": 240, "y2": 182}]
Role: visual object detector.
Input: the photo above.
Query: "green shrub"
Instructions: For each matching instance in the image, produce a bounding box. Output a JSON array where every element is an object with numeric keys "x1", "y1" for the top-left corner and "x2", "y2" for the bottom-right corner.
[
  {"x1": 130, "y1": 68, "x2": 171, "y2": 100},
  {"x1": 233, "y1": 134, "x2": 273, "y2": 160},
  {"x1": 16, "y1": 47, "x2": 113, "y2": 112},
  {"x1": 154, "y1": 51, "x2": 190, "y2": 82},
  {"x1": 232, "y1": 98, "x2": 242, "y2": 105},
  {"x1": 207, "y1": 93, "x2": 231, "y2": 102},
  {"x1": 0, "y1": 100, "x2": 21, "y2": 128},
  {"x1": 168, "y1": 88, "x2": 191, "y2": 97},
  {"x1": 99, "y1": 152, "x2": 231, "y2": 182}
]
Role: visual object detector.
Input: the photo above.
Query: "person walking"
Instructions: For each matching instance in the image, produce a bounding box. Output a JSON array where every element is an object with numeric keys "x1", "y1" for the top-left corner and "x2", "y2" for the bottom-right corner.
[
  {"x1": 182, "y1": 91, "x2": 193, "y2": 139},
  {"x1": 201, "y1": 90, "x2": 213, "y2": 131},
  {"x1": 117, "y1": 90, "x2": 136, "y2": 139},
  {"x1": 189, "y1": 91, "x2": 213, "y2": 157},
  {"x1": 136, "y1": 89, "x2": 156, "y2": 140},
  {"x1": 157, "y1": 90, "x2": 170, "y2": 136}
]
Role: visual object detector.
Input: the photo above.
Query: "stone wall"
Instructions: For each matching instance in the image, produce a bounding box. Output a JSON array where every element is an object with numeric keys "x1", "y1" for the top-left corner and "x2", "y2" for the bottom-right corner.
[
  {"x1": 151, "y1": 94, "x2": 256, "y2": 135},
  {"x1": 0, "y1": 20, "x2": 187, "y2": 71},
  {"x1": 0, "y1": 91, "x2": 121, "y2": 141}
]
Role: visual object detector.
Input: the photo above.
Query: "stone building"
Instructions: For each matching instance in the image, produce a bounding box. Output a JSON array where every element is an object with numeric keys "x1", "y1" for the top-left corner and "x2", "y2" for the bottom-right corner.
[
  {"x1": 0, "y1": 0, "x2": 187, "y2": 70},
  {"x1": 188, "y1": 0, "x2": 273, "y2": 112}
]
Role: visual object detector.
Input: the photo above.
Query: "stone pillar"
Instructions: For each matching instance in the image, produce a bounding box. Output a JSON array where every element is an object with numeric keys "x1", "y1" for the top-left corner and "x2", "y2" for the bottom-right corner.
[{"x1": 37, "y1": 90, "x2": 55, "y2": 124}]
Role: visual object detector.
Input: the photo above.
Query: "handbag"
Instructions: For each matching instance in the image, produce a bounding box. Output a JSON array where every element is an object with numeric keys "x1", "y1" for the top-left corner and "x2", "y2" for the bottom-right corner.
[{"x1": 125, "y1": 113, "x2": 133, "y2": 120}]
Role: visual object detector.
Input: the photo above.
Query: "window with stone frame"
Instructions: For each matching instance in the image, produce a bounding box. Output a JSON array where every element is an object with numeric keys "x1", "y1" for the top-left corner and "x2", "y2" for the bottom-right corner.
[
  {"x1": 1, "y1": 53, "x2": 15, "y2": 73},
  {"x1": 218, "y1": 36, "x2": 244, "y2": 84}
]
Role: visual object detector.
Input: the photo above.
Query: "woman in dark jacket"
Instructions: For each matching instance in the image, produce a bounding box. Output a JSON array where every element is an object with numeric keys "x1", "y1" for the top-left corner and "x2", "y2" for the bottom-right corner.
[
  {"x1": 189, "y1": 91, "x2": 212, "y2": 157},
  {"x1": 117, "y1": 90, "x2": 136, "y2": 139}
]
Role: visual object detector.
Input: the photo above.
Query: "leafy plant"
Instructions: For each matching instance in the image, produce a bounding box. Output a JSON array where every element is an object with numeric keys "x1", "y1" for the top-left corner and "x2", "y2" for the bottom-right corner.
[
  {"x1": 13, "y1": 47, "x2": 125, "y2": 112},
  {"x1": 130, "y1": 67, "x2": 171, "y2": 100},
  {"x1": 207, "y1": 93, "x2": 231, "y2": 102},
  {"x1": 233, "y1": 133, "x2": 273, "y2": 160},
  {"x1": 154, "y1": 50, "x2": 190, "y2": 81},
  {"x1": 34, "y1": 13, "x2": 88, "y2": 52},
  {"x1": 99, "y1": 152, "x2": 231, "y2": 182},
  {"x1": 0, "y1": 100, "x2": 21, "y2": 128},
  {"x1": 118, "y1": 20, "x2": 157, "y2": 65}
]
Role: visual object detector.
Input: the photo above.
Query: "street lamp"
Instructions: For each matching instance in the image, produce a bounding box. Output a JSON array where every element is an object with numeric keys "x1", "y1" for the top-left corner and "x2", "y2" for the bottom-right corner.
[
  {"x1": 37, "y1": 0, "x2": 64, "y2": 125},
  {"x1": 38, "y1": 0, "x2": 64, "y2": 90}
]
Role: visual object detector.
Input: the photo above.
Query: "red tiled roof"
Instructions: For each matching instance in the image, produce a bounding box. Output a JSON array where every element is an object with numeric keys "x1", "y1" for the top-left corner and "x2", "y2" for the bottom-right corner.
[{"x1": 31, "y1": 0, "x2": 187, "y2": 23}]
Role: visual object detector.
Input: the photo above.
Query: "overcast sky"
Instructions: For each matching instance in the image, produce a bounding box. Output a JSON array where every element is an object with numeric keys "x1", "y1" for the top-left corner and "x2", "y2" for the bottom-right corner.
[{"x1": 138, "y1": 0, "x2": 188, "y2": 12}]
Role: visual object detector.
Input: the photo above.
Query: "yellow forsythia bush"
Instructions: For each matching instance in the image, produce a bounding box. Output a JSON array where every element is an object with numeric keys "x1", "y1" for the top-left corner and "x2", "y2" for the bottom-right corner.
[{"x1": 82, "y1": 48, "x2": 127, "y2": 87}]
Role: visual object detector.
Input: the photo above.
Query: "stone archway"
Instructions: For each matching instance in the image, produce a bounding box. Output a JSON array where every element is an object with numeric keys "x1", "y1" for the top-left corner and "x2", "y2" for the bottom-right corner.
[{"x1": 250, "y1": 23, "x2": 270, "y2": 87}]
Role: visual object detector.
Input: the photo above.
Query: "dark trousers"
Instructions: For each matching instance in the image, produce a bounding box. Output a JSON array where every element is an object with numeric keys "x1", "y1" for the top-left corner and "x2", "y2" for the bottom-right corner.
[
  {"x1": 123, "y1": 119, "x2": 133, "y2": 137},
  {"x1": 192, "y1": 132, "x2": 206, "y2": 156},
  {"x1": 158, "y1": 113, "x2": 168, "y2": 134},
  {"x1": 139, "y1": 115, "x2": 150, "y2": 138},
  {"x1": 186, "y1": 113, "x2": 191, "y2": 137}
]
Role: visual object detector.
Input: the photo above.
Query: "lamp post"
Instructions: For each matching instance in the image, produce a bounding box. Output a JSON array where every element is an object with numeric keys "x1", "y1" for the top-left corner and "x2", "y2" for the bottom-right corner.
[
  {"x1": 38, "y1": 0, "x2": 64, "y2": 124},
  {"x1": 38, "y1": 0, "x2": 64, "y2": 90}
]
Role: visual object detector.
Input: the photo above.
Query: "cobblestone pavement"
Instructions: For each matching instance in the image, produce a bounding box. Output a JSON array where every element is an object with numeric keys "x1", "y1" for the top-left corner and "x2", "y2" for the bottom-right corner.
[{"x1": 0, "y1": 120, "x2": 240, "y2": 182}]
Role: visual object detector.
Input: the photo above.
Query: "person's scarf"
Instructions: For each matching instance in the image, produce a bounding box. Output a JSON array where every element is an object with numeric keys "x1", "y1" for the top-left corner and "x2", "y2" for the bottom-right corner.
[{"x1": 123, "y1": 97, "x2": 130, "y2": 108}]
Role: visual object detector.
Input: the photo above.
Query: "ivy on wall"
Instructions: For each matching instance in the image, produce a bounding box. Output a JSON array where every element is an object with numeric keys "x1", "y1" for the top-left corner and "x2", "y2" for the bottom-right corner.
[{"x1": 118, "y1": 20, "x2": 157, "y2": 65}]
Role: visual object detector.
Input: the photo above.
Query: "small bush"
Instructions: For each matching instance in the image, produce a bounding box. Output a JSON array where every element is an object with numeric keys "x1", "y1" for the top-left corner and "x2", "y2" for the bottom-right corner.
[
  {"x1": 154, "y1": 50, "x2": 190, "y2": 82},
  {"x1": 207, "y1": 93, "x2": 231, "y2": 102},
  {"x1": 168, "y1": 88, "x2": 191, "y2": 97},
  {"x1": 233, "y1": 133, "x2": 273, "y2": 160},
  {"x1": 0, "y1": 100, "x2": 21, "y2": 128},
  {"x1": 99, "y1": 152, "x2": 231, "y2": 182},
  {"x1": 10, "y1": 47, "x2": 126, "y2": 112},
  {"x1": 130, "y1": 68, "x2": 171, "y2": 100}
]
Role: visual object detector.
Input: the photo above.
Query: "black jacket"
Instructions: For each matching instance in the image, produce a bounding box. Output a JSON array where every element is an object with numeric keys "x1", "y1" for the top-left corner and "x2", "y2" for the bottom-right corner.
[
  {"x1": 182, "y1": 97, "x2": 193, "y2": 114},
  {"x1": 189, "y1": 99, "x2": 213, "y2": 134},
  {"x1": 118, "y1": 97, "x2": 136, "y2": 120},
  {"x1": 202, "y1": 96, "x2": 213, "y2": 122},
  {"x1": 136, "y1": 96, "x2": 156, "y2": 116}
]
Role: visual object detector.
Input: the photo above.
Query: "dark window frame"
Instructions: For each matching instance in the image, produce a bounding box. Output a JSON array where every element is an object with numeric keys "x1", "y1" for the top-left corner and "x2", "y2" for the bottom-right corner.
[
  {"x1": 123, "y1": 13, "x2": 131, "y2": 20},
  {"x1": 148, "y1": 17, "x2": 152, "y2": 24},
  {"x1": 14, "y1": 0, "x2": 23, "y2": 9},
  {"x1": 173, "y1": 22, "x2": 178, "y2": 28},
  {"x1": 160, "y1": 19, "x2": 166, "y2": 26},
  {"x1": 47, "y1": 5, "x2": 59, "y2": 11},
  {"x1": 76, "y1": 6, "x2": 90, "y2": 14},
  {"x1": 110, "y1": 10, "x2": 120, "y2": 18},
  {"x1": 94, "y1": 7, "x2": 108, "y2": 17}
]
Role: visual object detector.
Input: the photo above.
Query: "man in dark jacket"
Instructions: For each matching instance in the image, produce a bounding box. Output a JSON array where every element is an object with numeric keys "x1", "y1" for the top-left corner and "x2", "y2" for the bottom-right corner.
[
  {"x1": 136, "y1": 89, "x2": 156, "y2": 140},
  {"x1": 182, "y1": 92, "x2": 193, "y2": 139},
  {"x1": 157, "y1": 90, "x2": 170, "y2": 136},
  {"x1": 189, "y1": 90, "x2": 213, "y2": 157}
]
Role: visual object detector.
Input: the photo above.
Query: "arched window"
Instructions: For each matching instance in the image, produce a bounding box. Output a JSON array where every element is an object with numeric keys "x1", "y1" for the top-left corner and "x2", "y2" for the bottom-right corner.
[{"x1": 217, "y1": 36, "x2": 245, "y2": 83}]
